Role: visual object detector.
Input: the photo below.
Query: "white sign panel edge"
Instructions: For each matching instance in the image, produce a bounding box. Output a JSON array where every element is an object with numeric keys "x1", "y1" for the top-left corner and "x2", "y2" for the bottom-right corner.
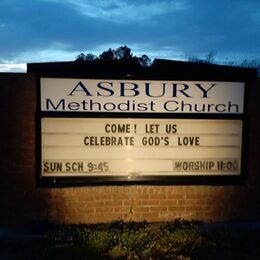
[{"x1": 40, "y1": 78, "x2": 245, "y2": 114}]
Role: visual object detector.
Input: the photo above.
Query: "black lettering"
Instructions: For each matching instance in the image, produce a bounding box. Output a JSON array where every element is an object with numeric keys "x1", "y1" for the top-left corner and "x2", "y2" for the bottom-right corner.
[
  {"x1": 118, "y1": 100, "x2": 130, "y2": 111},
  {"x1": 43, "y1": 162, "x2": 49, "y2": 172},
  {"x1": 97, "y1": 81, "x2": 114, "y2": 96},
  {"x1": 165, "y1": 124, "x2": 177, "y2": 133},
  {"x1": 145, "y1": 82, "x2": 166, "y2": 97},
  {"x1": 164, "y1": 137, "x2": 169, "y2": 146},
  {"x1": 194, "y1": 83, "x2": 216, "y2": 98},
  {"x1": 68, "y1": 81, "x2": 92, "y2": 96},
  {"x1": 120, "y1": 82, "x2": 139, "y2": 97},
  {"x1": 164, "y1": 100, "x2": 178, "y2": 111},
  {"x1": 65, "y1": 162, "x2": 71, "y2": 171},
  {"x1": 178, "y1": 136, "x2": 200, "y2": 146},
  {"x1": 228, "y1": 101, "x2": 239, "y2": 113},
  {"x1": 172, "y1": 83, "x2": 191, "y2": 97},
  {"x1": 145, "y1": 124, "x2": 160, "y2": 133},
  {"x1": 68, "y1": 102, "x2": 80, "y2": 111},
  {"x1": 137, "y1": 103, "x2": 148, "y2": 111},
  {"x1": 105, "y1": 124, "x2": 131, "y2": 133},
  {"x1": 111, "y1": 137, "x2": 117, "y2": 145},
  {"x1": 104, "y1": 102, "x2": 116, "y2": 111},
  {"x1": 89, "y1": 100, "x2": 102, "y2": 111},
  {"x1": 46, "y1": 99, "x2": 65, "y2": 110},
  {"x1": 43, "y1": 162, "x2": 62, "y2": 172},
  {"x1": 84, "y1": 136, "x2": 89, "y2": 145},
  {"x1": 215, "y1": 104, "x2": 226, "y2": 112}
]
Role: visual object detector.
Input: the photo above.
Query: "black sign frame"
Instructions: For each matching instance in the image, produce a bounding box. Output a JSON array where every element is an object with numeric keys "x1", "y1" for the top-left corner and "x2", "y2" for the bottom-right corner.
[{"x1": 35, "y1": 74, "x2": 249, "y2": 187}]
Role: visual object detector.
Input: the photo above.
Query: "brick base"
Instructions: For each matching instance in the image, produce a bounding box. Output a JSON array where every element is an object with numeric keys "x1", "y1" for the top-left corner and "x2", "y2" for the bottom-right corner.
[{"x1": 1, "y1": 74, "x2": 260, "y2": 226}]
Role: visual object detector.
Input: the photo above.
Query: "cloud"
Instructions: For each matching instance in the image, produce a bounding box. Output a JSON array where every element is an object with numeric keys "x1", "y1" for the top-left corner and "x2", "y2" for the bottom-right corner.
[
  {"x1": 0, "y1": 0, "x2": 106, "y2": 60},
  {"x1": 41, "y1": 0, "x2": 189, "y2": 23},
  {"x1": 0, "y1": 63, "x2": 26, "y2": 72},
  {"x1": 0, "y1": 0, "x2": 259, "y2": 71},
  {"x1": 13, "y1": 48, "x2": 80, "y2": 63}
]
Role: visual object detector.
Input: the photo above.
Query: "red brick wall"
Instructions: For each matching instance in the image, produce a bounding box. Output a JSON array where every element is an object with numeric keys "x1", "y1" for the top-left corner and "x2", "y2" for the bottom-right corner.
[{"x1": 1, "y1": 73, "x2": 260, "y2": 226}]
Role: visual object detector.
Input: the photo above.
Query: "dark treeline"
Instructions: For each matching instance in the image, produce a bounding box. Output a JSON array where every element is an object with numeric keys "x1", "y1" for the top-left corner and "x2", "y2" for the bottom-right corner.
[
  {"x1": 75, "y1": 45, "x2": 259, "y2": 76},
  {"x1": 75, "y1": 45, "x2": 152, "y2": 67}
]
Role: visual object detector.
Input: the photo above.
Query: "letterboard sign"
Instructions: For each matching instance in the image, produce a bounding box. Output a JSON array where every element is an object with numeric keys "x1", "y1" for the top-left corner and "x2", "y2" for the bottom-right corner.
[{"x1": 37, "y1": 77, "x2": 246, "y2": 184}]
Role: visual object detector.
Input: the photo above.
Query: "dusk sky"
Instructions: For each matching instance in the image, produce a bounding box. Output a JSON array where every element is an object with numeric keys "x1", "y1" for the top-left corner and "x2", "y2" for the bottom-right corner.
[{"x1": 0, "y1": 0, "x2": 259, "y2": 72}]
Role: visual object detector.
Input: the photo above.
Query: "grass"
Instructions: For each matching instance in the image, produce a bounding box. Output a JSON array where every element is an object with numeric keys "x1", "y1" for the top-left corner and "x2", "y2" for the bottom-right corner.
[{"x1": 1, "y1": 220, "x2": 260, "y2": 259}]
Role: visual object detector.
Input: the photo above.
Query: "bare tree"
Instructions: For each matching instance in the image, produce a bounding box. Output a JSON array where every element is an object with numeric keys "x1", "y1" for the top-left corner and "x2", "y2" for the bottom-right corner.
[{"x1": 188, "y1": 51, "x2": 216, "y2": 64}]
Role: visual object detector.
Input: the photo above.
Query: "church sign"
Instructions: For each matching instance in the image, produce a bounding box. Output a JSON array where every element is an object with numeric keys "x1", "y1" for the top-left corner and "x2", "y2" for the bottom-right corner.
[
  {"x1": 40, "y1": 78, "x2": 244, "y2": 114},
  {"x1": 37, "y1": 77, "x2": 246, "y2": 184}
]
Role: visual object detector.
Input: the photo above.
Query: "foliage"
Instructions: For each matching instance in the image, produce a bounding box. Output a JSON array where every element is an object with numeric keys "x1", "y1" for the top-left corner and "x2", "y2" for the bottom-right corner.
[
  {"x1": 75, "y1": 45, "x2": 152, "y2": 67},
  {"x1": 75, "y1": 220, "x2": 157, "y2": 259},
  {"x1": 76, "y1": 46, "x2": 259, "y2": 76},
  {"x1": 43, "y1": 220, "x2": 205, "y2": 259},
  {"x1": 99, "y1": 46, "x2": 133, "y2": 60},
  {"x1": 156, "y1": 220, "x2": 204, "y2": 257},
  {"x1": 2, "y1": 220, "x2": 260, "y2": 259},
  {"x1": 138, "y1": 54, "x2": 152, "y2": 67},
  {"x1": 108, "y1": 227, "x2": 156, "y2": 258},
  {"x1": 76, "y1": 53, "x2": 98, "y2": 61}
]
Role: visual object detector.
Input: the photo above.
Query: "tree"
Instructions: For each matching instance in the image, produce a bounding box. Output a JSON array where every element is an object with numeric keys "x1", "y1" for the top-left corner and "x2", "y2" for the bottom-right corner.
[
  {"x1": 75, "y1": 53, "x2": 97, "y2": 62},
  {"x1": 85, "y1": 53, "x2": 98, "y2": 61},
  {"x1": 114, "y1": 45, "x2": 133, "y2": 60},
  {"x1": 188, "y1": 53, "x2": 259, "y2": 77},
  {"x1": 75, "y1": 45, "x2": 152, "y2": 67},
  {"x1": 188, "y1": 51, "x2": 216, "y2": 64},
  {"x1": 99, "y1": 48, "x2": 114, "y2": 60},
  {"x1": 138, "y1": 55, "x2": 152, "y2": 67},
  {"x1": 239, "y1": 59, "x2": 260, "y2": 77},
  {"x1": 75, "y1": 53, "x2": 86, "y2": 61}
]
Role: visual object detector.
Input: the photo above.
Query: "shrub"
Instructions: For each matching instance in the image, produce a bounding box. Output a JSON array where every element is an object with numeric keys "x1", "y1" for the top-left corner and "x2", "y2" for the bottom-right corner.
[
  {"x1": 109, "y1": 228, "x2": 156, "y2": 258},
  {"x1": 155, "y1": 219, "x2": 204, "y2": 258}
]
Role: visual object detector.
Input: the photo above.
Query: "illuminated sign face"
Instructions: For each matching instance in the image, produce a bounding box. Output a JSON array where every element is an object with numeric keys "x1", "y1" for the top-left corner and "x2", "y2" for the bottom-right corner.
[
  {"x1": 41, "y1": 118, "x2": 242, "y2": 178},
  {"x1": 37, "y1": 77, "x2": 246, "y2": 184},
  {"x1": 40, "y1": 78, "x2": 245, "y2": 114}
]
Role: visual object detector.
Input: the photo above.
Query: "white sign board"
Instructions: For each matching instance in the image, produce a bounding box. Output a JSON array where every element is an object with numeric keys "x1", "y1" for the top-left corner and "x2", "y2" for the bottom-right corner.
[
  {"x1": 41, "y1": 118, "x2": 242, "y2": 177},
  {"x1": 40, "y1": 78, "x2": 245, "y2": 114}
]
